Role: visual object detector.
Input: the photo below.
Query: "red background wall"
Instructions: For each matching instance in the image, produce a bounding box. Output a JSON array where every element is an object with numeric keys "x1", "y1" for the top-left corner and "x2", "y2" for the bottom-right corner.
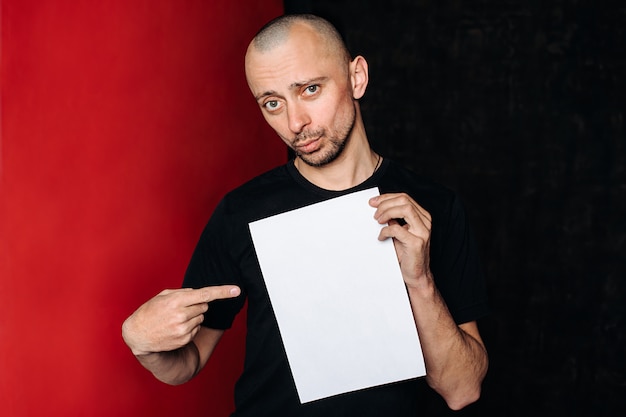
[{"x1": 0, "y1": 1, "x2": 284, "y2": 416}]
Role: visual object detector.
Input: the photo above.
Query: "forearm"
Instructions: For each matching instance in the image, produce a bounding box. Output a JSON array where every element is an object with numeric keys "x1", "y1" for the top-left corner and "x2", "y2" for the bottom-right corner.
[
  {"x1": 121, "y1": 287, "x2": 235, "y2": 385},
  {"x1": 121, "y1": 316, "x2": 202, "y2": 386},
  {"x1": 133, "y1": 342, "x2": 201, "y2": 386},
  {"x1": 407, "y1": 278, "x2": 488, "y2": 410}
]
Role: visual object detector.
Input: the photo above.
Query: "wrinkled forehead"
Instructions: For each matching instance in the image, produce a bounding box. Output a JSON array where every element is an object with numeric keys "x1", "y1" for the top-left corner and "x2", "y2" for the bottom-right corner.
[{"x1": 245, "y1": 24, "x2": 347, "y2": 93}]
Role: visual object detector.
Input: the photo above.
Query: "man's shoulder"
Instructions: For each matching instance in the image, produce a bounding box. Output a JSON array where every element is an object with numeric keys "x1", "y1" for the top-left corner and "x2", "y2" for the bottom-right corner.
[
  {"x1": 381, "y1": 160, "x2": 456, "y2": 205},
  {"x1": 227, "y1": 163, "x2": 292, "y2": 198},
  {"x1": 216, "y1": 163, "x2": 299, "y2": 221}
]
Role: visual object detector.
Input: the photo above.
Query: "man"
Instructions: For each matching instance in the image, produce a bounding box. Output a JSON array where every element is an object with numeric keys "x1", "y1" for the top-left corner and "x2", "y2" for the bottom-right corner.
[{"x1": 122, "y1": 14, "x2": 489, "y2": 416}]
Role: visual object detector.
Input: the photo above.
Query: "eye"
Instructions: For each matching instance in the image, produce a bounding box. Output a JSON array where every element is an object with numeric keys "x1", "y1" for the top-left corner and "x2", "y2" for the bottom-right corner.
[
  {"x1": 263, "y1": 100, "x2": 282, "y2": 112},
  {"x1": 304, "y1": 85, "x2": 319, "y2": 96}
]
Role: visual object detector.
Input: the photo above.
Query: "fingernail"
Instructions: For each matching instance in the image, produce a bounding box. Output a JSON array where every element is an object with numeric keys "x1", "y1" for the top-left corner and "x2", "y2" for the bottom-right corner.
[{"x1": 230, "y1": 287, "x2": 240, "y2": 296}]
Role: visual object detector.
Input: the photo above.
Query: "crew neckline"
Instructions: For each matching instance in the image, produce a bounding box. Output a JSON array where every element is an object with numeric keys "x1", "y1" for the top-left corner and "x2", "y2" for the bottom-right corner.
[{"x1": 286, "y1": 158, "x2": 390, "y2": 197}]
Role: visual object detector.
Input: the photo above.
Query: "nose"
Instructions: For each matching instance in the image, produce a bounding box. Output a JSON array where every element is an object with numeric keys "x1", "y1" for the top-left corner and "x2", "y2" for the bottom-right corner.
[{"x1": 287, "y1": 101, "x2": 311, "y2": 134}]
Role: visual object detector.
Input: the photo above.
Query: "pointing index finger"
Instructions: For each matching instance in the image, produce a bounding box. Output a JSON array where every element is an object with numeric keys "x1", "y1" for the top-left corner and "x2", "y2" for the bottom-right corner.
[{"x1": 187, "y1": 285, "x2": 241, "y2": 306}]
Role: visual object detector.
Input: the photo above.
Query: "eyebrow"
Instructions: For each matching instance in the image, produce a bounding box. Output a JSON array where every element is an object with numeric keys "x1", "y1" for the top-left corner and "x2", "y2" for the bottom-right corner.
[
  {"x1": 254, "y1": 76, "x2": 329, "y2": 101},
  {"x1": 254, "y1": 91, "x2": 277, "y2": 101},
  {"x1": 289, "y1": 76, "x2": 328, "y2": 89}
]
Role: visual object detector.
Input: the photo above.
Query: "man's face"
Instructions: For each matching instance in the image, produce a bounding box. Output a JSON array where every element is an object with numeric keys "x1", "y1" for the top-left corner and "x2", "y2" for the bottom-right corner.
[{"x1": 245, "y1": 25, "x2": 356, "y2": 167}]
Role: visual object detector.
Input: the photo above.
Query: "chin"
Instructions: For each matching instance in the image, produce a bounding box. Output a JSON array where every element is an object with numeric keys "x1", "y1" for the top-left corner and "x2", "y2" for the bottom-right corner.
[{"x1": 299, "y1": 142, "x2": 346, "y2": 167}]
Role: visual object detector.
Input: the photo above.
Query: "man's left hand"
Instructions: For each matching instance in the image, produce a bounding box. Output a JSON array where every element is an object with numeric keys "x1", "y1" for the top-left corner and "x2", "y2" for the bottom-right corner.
[{"x1": 369, "y1": 193, "x2": 433, "y2": 289}]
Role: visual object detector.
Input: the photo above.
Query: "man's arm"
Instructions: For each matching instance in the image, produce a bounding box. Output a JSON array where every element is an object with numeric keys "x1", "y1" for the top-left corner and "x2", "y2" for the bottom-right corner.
[
  {"x1": 127, "y1": 327, "x2": 225, "y2": 385},
  {"x1": 406, "y1": 285, "x2": 488, "y2": 409},
  {"x1": 370, "y1": 193, "x2": 488, "y2": 410},
  {"x1": 121, "y1": 285, "x2": 240, "y2": 385}
]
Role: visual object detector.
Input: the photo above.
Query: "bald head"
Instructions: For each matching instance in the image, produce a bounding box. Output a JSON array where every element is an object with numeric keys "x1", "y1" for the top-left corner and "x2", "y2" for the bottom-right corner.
[{"x1": 248, "y1": 14, "x2": 351, "y2": 63}]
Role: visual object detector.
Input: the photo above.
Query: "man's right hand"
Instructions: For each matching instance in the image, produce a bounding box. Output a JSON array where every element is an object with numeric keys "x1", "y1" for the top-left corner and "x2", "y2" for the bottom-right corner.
[{"x1": 122, "y1": 285, "x2": 241, "y2": 356}]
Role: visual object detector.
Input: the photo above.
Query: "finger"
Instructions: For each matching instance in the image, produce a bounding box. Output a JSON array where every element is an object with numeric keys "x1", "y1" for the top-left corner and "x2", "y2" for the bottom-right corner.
[
  {"x1": 371, "y1": 193, "x2": 426, "y2": 216},
  {"x1": 184, "y1": 302, "x2": 210, "y2": 318},
  {"x1": 375, "y1": 204, "x2": 427, "y2": 230},
  {"x1": 165, "y1": 302, "x2": 208, "y2": 335},
  {"x1": 414, "y1": 204, "x2": 431, "y2": 223},
  {"x1": 368, "y1": 192, "x2": 403, "y2": 207},
  {"x1": 370, "y1": 192, "x2": 427, "y2": 209},
  {"x1": 373, "y1": 195, "x2": 431, "y2": 227},
  {"x1": 170, "y1": 315, "x2": 205, "y2": 347},
  {"x1": 378, "y1": 220, "x2": 431, "y2": 247},
  {"x1": 186, "y1": 285, "x2": 241, "y2": 306},
  {"x1": 184, "y1": 311, "x2": 206, "y2": 329},
  {"x1": 188, "y1": 324, "x2": 201, "y2": 342},
  {"x1": 373, "y1": 193, "x2": 428, "y2": 214},
  {"x1": 378, "y1": 222, "x2": 415, "y2": 242}
]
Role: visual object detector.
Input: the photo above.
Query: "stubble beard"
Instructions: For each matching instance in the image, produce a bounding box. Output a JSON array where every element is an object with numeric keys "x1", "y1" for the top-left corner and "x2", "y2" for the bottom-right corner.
[{"x1": 293, "y1": 104, "x2": 356, "y2": 168}]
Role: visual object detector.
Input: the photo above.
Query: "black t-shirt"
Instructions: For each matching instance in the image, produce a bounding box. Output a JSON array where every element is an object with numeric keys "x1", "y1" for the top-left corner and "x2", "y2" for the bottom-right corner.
[{"x1": 183, "y1": 158, "x2": 489, "y2": 416}]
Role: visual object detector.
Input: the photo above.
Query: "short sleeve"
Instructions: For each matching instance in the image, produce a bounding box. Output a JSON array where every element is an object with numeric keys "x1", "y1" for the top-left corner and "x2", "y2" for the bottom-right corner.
[
  {"x1": 182, "y1": 199, "x2": 247, "y2": 329},
  {"x1": 431, "y1": 194, "x2": 490, "y2": 324}
]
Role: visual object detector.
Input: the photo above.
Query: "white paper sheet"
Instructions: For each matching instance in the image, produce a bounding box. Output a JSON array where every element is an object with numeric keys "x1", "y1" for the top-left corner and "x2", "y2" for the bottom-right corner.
[{"x1": 248, "y1": 187, "x2": 426, "y2": 403}]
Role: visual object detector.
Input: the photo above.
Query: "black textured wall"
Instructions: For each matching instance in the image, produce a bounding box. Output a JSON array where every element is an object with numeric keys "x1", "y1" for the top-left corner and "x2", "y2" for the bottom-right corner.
[{"x1": 284, "y1": 1, "x2": 625, "y2": 416}]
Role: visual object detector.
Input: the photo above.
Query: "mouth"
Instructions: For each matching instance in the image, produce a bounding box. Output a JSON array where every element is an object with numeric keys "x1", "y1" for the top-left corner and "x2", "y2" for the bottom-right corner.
[{"x1": 294, "y1": 136, "x2": 322, "y2": 154}]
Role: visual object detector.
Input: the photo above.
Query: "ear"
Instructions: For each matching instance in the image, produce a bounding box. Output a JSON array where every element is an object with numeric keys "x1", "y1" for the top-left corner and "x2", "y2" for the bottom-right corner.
[{"x1": 349, "y1": 55, "x2": 369, "y2": 100}]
